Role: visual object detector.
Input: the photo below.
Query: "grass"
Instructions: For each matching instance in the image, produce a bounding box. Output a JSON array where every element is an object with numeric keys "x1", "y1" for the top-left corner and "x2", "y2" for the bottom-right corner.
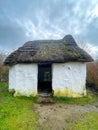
[
  {"x1": 53, "y1": 92, "x2": 98, "y2": 105},
  {"x1": 0, "y1": 82, "x2": 38, "y2": 130},
  {"x1": 70, "y1": 112, "x2": 98, "y2": 130},
  {"x1": 0, "y1": 82, "x2": 98, "y2": 130}
]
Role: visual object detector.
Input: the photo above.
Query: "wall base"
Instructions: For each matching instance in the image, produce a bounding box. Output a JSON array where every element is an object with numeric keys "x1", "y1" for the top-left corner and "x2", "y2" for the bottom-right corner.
[{"x1": 54, "y1": 88, "x2": 86, "y2": 97}]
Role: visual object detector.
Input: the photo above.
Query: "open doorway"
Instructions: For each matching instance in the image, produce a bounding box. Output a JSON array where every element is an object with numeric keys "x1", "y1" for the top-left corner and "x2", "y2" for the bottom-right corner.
[{"x1": 38, "y1": 64, "x2": 52, "y2": 94}]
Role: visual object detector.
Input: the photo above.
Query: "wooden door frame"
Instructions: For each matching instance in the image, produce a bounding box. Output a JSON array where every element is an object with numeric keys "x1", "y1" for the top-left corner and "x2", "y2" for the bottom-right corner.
[{"x1": 38, "y1": 63, "x2": 52, "y2": 94}]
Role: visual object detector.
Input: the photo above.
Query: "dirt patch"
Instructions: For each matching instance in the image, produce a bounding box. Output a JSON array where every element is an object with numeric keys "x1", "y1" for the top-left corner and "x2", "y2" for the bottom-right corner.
[{"x1": 35, "y1": 102, "x2": 98, "y2": 130}]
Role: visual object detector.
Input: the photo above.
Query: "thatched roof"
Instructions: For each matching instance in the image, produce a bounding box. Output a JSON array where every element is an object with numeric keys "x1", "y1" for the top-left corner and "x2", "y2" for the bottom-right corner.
[{"x1": 4, "y1": 35, "x2": 93, "y2": 66}]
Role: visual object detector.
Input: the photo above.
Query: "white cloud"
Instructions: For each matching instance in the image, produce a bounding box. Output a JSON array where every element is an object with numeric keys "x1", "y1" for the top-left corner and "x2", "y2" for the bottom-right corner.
[
  {"x1": 1, "y1": 0, "x2": 98, "y2": 58},
  {"x1": 91, "y1": 4, "x2": 98, "y2": 17},
  {"x1": 15, "y1": 17, "x2": 65, "y2": 40},
  {"x1": 14, "y1": 13, "x2": 98, "y2": 59},
  {"x1": 75, "y1": 38, "x2": 98, "y2": 60},
  {"x1": 87, "y1": 43, "x2": 98, "y2": 59}
]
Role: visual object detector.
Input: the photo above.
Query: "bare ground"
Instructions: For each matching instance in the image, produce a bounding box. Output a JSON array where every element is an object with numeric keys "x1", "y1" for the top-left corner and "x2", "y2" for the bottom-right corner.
[{"x1": 34, "y1": 102, "x2": 98, "y2": 130}]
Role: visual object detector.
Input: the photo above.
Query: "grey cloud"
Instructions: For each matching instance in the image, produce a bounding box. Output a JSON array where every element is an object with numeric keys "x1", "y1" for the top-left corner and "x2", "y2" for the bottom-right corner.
[
  {"x1": 0, "y1": 20, "x2": 26, "y2": 50},
  {"x1": 83, "y1": 17, "x2": 98, "y2": 44},
  {"x1": 0, "y1": 0, "x2": 98, "y2": 57}
]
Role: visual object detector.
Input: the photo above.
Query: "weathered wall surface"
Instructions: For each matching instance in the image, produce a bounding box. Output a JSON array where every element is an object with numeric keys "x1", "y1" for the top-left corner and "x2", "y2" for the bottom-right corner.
[
  {"x1": 9, "y1": 65, "x2": 16, "y2": 90},
  {"x1": 9, "y1": 62, "x2": 86, "y2": 97},
  {"x1": 9, "y1": 64, "x2": 38, "y2": 96},
  {"x1": 52, "y1": 62, "x2": 86, "y2": 97}
]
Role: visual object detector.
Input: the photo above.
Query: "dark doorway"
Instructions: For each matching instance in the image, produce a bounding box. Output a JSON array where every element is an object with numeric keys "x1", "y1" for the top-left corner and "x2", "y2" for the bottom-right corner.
[{"x1": 38, "y1": 64, "x2": 52, "y2": 94}]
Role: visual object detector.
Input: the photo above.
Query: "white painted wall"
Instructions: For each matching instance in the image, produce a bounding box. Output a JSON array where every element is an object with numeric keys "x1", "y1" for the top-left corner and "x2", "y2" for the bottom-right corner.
[
  {"x1": 9, "y1": 65, "x2": 16, "y2": 90},
  {"x1": 9, "y1": 62, "x2": 87, "y2": 97},
  {"x1": 52, "y1": 62, "x2": 86, "y2": 97},
  {"x1": 9, "y1": 64, "x2": 38, "y2": 96}
]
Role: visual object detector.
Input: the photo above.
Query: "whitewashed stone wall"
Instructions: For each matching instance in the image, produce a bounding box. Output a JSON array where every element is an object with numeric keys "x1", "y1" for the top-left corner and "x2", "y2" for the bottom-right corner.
[
  {"x1": 52, "y1": 62, "x2": 86, "y2": 97},
  {"x1": 9, "y1": 65, "x2": 16, "y2": 90},
  {"x1": 9, "y1": 64, "x2": 38, "y2": 96},
  {"x1": 9, "y1": 62, "x2": 87, "y2": 97}
]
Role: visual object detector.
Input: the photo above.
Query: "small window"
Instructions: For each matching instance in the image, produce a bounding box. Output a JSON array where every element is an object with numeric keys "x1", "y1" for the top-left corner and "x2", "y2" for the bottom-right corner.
[{"x1": 44, "y1": 71, "x2": 51, "y2": 81}]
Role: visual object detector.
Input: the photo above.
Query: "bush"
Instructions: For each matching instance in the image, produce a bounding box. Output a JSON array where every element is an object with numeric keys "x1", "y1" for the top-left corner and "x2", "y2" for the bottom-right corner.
[
  {"x1": 0, "y1": 63, "x2": 9, "y2": 82},
  {"x1": 0, "y1": 52, "x2": 9, "y2": 82},
  {"x1": 87, "y1": 62, "x2": 98, "y2": 90}
]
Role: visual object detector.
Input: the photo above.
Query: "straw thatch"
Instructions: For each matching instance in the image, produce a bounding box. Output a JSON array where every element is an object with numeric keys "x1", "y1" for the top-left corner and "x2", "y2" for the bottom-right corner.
[{"x1": 4, "y1": 35, "x2": 93, "y2": 65}]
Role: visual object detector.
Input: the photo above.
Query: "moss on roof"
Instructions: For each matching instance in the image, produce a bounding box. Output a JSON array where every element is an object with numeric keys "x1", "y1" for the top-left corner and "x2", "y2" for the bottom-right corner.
[{"x1": 4, "y1": 35, "x2": 93, "y2": 65}]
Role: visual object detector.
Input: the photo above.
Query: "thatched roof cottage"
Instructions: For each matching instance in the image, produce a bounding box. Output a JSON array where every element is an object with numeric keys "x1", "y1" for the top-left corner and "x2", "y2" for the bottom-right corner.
[{"x1": 4, "y1": 35, "x2": 93, "y2": 97}]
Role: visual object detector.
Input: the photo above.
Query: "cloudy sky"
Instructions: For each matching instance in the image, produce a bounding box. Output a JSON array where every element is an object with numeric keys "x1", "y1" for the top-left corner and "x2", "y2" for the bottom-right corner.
[{"x1": 0, "y1": 0, "x2": 98, "y2": 58}]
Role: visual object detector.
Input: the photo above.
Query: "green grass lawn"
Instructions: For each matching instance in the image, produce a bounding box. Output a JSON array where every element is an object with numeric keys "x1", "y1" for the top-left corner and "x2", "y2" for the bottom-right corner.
[
  {"x1": 0, "y1": 82, "x2": 38, "y2": 130},
  {"x1": 53, "y1": 93, "x2": 98, "y2": 105},
  {"x1": 0, "y1": 82, "x2": 98, "y2": 130},
  {"x1": 71, "y1": 112, "x2": 98, "y2": 130}
]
